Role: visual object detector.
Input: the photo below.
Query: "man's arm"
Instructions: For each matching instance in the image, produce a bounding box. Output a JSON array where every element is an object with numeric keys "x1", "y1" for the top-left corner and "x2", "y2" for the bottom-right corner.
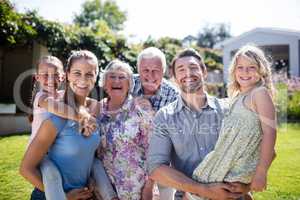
[
  {"x1": 147, "y1": 111, "x2": 241, "y2": 200},
  {"x1": 150, "y1": 165, "x2": 242, "y2": 200}
]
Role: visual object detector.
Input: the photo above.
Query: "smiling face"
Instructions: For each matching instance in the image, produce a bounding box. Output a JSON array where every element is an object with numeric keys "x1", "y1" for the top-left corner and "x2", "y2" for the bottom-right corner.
[
  {"x1": 235, "y1": 56, "x2": 261, "y2": 92},
  {"x1": 104, "y1": 69, "x2": 130, "y2": 99},
  {"x1": 35, "y1": 63, "x2": 63, "y2": 94},
  {"x1": 174, "y1": 56, "x2": 207, "y2": 94},
  {"x1": 67, "y1": 59, "x2": 97, "y2": 98},
  {"x1": 138, "y1": 57, "x2": 164, "y2": 95}
]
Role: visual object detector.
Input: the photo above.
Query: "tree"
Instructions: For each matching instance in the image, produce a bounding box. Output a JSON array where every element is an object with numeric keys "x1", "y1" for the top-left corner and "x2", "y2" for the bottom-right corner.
[
  {"x1": 197, "y1": 23, "x2": 231, "y2": 48},
  {"x1": 0, "y1": 1, "x2": 37, "y2": 46},
  {"x1": 74, "y1": 0, "x2": 126, "y2": 31}
]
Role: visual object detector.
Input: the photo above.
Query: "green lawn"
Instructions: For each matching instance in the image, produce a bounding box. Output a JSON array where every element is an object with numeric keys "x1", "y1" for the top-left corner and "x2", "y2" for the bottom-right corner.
[{"x1": 0, "y1": 124, "x2": 300, "y2": 200}]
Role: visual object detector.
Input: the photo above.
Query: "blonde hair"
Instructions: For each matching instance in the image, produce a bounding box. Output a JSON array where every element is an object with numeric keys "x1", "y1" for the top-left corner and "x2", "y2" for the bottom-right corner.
[
  {"x1": 37, "y1": 55, "x2": 64, "y2": 73},
  {"x1": 227, "y1": 44, "x2": 274, "y2": 98},
  {"x1": 29, "y1": 55, "x2": 64, "y2": 123},
  {"x1": 99, "y1": 59, "x2": 134, "y2": 91},
  {"x1": 64, "y1": 50, "x2": 99, "y2": 112}
]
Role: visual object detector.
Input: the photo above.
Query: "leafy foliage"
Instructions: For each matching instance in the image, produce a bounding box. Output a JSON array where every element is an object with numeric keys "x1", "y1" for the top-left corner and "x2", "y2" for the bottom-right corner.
[
  {"x1": 0, "y1": 2, "x2": 135, "y2": 71},
  {"x1": 0, "y1": 0, "x2": 224, "y2": 74},
  {"x1": 0, "y1": 1, "x2": 37, "y2": 46},
  {"x1": 273, "y1": 72, "x2": 300, "y2": 122},
  {"x1": 197, "y1": 23, "x2": 231, "y2": 48},
  {"x1": 74, "y1": 0, "x2": 126, "y2": 31}
]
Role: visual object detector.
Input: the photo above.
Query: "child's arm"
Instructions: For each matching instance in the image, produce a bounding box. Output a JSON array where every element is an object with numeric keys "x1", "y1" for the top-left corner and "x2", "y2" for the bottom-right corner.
[
  {"x1": 38, "y1": 95, "x2": 79, "y2": 121},
  {"x1": 251, "y1": 88, "x2": 277, "y2": 191},
  {"x1": 39, "y1": 95, "x2": 98, "y2": 136}
]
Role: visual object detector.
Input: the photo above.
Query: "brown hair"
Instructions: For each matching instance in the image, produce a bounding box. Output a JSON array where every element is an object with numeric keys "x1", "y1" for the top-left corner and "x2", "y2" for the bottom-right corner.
[
  {"x1": 64, "y1": 50, "x2": 99, "y2": 113},
  {"x1": 170, "y1": 48, "x2": 206, "y2": 77}
]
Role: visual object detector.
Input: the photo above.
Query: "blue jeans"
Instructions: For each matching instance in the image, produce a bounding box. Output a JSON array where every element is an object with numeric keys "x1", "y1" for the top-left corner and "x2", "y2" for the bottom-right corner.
[
  {"x1": 40, "y1": 157, "x2": 66, "y2": 200},
  {"x1": 30, "y1": 188, "x2": 46, "y2": 200},
  {"x1": 40, "y1": 157, "x2": 117, "y2": 200},
  {"x1": 91, "y1": 158, "x2": 117, "y2": 200}
]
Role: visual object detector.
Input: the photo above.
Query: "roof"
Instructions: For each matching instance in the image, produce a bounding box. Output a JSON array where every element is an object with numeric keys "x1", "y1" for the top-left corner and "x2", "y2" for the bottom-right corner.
[
  {"x1": 215, "y1": 27, "x2": 300, "y2": 49},
  {"x1": 182, "y1": 35, "x2": 197, "y2": 41}
]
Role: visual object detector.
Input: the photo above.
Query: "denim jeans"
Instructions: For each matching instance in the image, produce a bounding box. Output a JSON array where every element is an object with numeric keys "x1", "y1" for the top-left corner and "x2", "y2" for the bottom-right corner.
[
  {"x1": 30, "y1": 188, "x2": 46, "y2": 200},
  {"x1": 40, "y1": 157, "x2": 117, "y2": 200},
  {"x1": 91, "y1": 158, "x2": 117, "y2": 200},
  {"x1": 158, "y1": 184, "x2": 175, "y2": 200},
  {"x1": 40, "y1": 156, "x2": 66, "y2": 200}
]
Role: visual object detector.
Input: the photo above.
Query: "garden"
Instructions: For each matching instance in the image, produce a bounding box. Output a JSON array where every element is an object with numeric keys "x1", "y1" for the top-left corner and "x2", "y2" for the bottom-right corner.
[
  {"x1": 1, "y1": 124, "x2": 299, "y2": 200},
  {"x1": 0, "y1": 0, "x2": 300, "y2": 199}
]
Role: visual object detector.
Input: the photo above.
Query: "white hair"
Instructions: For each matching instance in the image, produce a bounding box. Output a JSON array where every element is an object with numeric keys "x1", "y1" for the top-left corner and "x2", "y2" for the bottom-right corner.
[
  {"x1": 137, "y1": 47, "x2": 167, "y2": 73},
  {"x1": 99, "y1": 59, "x2": 134, "y2": 91}
]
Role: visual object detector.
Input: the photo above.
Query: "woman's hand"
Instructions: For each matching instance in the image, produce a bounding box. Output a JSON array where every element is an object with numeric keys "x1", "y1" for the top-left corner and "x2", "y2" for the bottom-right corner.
[{"x1": 66, "y1": 187, "x2": 93, "y2": 200}]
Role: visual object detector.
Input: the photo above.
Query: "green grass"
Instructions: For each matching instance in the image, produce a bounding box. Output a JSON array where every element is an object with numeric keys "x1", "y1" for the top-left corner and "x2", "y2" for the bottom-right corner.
[
  {"x1": 0, "y1": 134, "x2": 32, "y2": 200},
  {"x1": 253, "y1": 123, "x2": 300, "y2": 200},
  {"x1": 0, "y1": 124, "x2": 300, "y2": 200}
]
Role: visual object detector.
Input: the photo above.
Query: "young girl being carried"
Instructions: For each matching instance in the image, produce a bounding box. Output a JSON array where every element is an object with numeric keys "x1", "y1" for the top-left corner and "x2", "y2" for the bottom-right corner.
[
  {"x1": 188, "y1": 44, "x2": 277, "y2": 200},
  {"x1": 21, "y1": 52, "x2": 117, "y2": 200}
]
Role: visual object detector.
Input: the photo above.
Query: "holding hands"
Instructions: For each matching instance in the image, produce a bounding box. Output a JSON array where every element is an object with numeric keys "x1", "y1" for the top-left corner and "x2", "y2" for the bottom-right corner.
[{"x1": 66, "y1": 187, "x2": 93, "y2": 200}]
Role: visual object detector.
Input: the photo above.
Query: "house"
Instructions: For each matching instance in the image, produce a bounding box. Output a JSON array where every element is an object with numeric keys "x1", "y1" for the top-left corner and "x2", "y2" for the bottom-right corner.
[
  {"x1": 215, "y1": 27, "x2": 300, "y2": 82},
  {"x1": 182, "y1": 35, "x2": 197, "y2": 47},
  {"x1": 0, "y1": 41, "x2": 49, "y2": 135}
]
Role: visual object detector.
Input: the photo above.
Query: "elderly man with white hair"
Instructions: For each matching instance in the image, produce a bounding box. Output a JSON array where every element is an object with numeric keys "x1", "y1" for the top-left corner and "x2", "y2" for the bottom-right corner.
[
  {"x1": 132, "y1": 47, "x2": 179, "y2": 112},
  {"x1": 132, "y1": 47, "x2": 179, "y2": 199}
]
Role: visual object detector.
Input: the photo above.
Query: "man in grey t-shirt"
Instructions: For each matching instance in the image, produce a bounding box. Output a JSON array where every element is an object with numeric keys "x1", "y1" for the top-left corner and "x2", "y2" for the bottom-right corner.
[{"x1": 147, "y1": 48, "x2": 250, "y2": 200}]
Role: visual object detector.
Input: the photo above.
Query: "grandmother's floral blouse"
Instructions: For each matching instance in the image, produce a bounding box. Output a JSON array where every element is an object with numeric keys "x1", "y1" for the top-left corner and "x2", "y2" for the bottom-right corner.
[{"x1": 97, "y1": 96, "x2": 154, "y2": 200}]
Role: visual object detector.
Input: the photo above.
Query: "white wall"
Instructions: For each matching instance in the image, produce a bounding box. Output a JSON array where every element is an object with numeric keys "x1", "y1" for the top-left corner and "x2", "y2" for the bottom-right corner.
[
  {"x1": 0, "y1": 114, "x2": 30, "y2": 136},
  {"x1": 222, "y1": 32, "x2": 300, "y2": 82}
]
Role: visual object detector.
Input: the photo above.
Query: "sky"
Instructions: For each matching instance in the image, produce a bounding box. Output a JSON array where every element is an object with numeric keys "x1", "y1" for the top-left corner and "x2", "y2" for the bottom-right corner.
[{"x1": 11, "y1": 0, "x2": 300, "y2": 42}]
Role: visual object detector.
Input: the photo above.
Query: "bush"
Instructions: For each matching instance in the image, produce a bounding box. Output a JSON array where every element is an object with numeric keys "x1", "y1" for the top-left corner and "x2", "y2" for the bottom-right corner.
[
  {"x1": 275, "y1": 83, "x2": 288, "y2": 123},
  {"x1": 273, "y1": 72, "x2": 300, "y2": 122},
  {"x1": 287, "y1": 91, "x2": 300, "y2": 121},
  {"x1": 205, "y1": 83, "x2": 225, "y2": 98}
]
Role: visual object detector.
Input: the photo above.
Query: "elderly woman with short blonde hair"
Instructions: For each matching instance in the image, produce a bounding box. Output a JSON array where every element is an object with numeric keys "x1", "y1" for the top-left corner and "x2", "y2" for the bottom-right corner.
[{"x1": 97, "y1": 59, "x2": 154, "y2": 200}]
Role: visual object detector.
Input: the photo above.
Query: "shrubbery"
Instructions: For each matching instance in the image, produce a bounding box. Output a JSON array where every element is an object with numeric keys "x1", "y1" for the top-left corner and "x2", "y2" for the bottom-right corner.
[
  {"x1": 288, "y1": 91, "x2": 300, "y2": 121},
  {"x1": 1, "y1": 1, "x2": 224, "y2": 74},
  {"x1": 273, "y1": 72, "x2": 300, "y2": 122},
  {"x1": 0, "y1": 1, "x2": 137, "y2": 70}
]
